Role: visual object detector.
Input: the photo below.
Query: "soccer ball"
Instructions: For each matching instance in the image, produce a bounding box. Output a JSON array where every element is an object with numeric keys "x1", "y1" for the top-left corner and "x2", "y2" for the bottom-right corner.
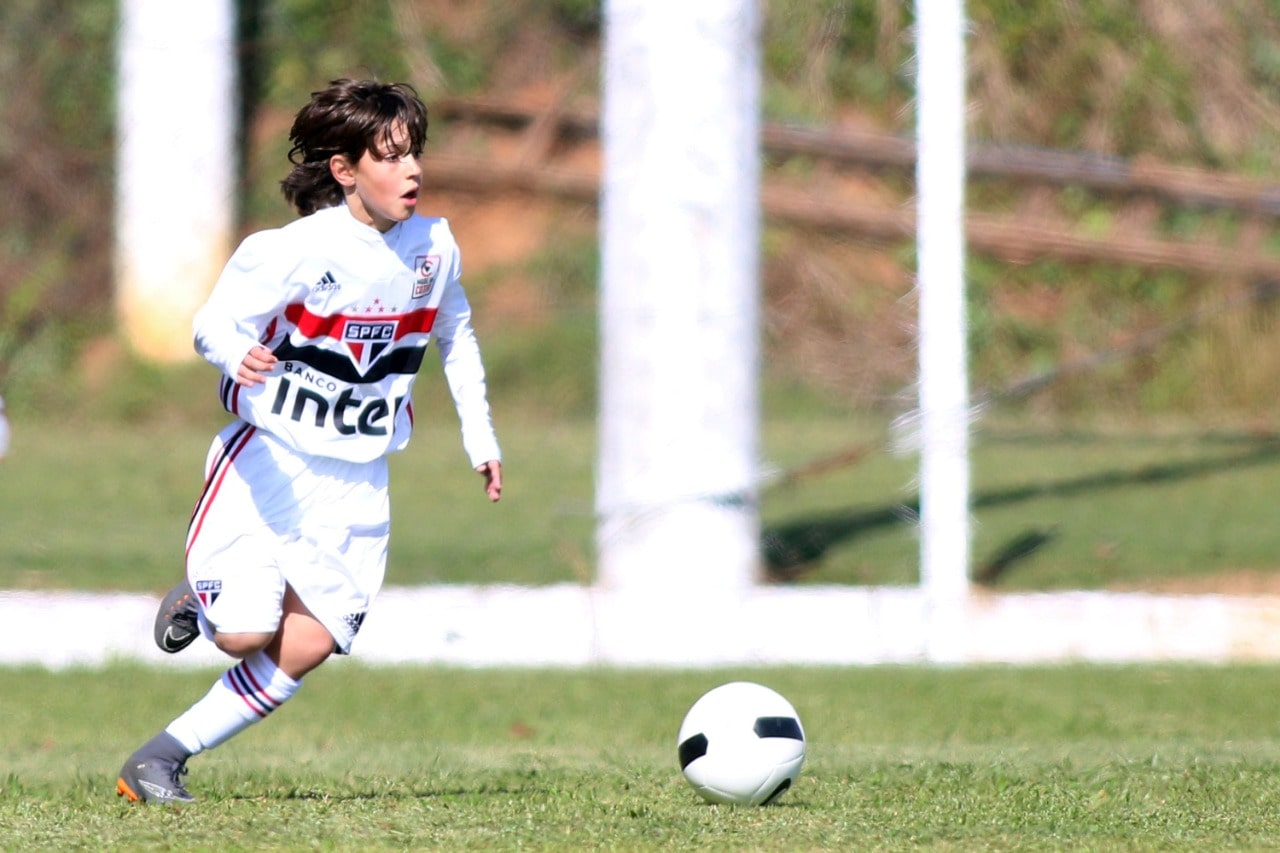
[{"x1": 676, "y1": 681, "x2": 806, "y2": 806}]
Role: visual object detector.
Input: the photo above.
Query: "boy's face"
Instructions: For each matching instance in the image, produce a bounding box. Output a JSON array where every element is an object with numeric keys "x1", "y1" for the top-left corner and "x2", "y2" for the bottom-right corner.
[{"x1": 331, "y1": 121, "x2": 422, "y2": 232}]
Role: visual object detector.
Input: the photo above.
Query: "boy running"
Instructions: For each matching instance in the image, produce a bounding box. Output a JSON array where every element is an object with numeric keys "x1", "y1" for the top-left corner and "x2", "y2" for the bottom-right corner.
[{"x1": 117, "y1": 78, "x2": 502, "y2": 804}]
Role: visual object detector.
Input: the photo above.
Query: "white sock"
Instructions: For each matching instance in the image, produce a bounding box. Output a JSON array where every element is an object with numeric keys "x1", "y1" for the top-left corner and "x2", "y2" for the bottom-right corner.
[{"x1": 164, "y1": 650, "x2": 302, "y2": 755}]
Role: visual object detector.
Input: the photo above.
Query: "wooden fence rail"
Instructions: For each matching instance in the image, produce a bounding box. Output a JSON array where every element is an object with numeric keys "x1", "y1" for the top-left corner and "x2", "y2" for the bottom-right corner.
[{"x1": 428, "y1": 95, "x2": 1280, "y2": 278}]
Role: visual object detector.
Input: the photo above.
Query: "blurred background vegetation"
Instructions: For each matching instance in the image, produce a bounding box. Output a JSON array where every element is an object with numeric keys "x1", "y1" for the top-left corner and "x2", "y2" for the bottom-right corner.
[
  {"x1": 6, "y1": 1, "x2": 1280, "y2": 592},
  {"x1": 5, "y1": 0, "x2": 1280, "y2": 427}
]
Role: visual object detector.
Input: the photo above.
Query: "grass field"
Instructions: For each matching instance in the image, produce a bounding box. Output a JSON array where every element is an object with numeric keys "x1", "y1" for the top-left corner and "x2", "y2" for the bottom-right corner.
[
  {"x1": 5, "y1": 663, "x2": 1280, "y2": 850},
  {"x1": 3, "y1": 412, "x2": 1279, "y2": 593},
  {"x1": 6, "y1": 393, "x2": 1280, "y2": 846}
]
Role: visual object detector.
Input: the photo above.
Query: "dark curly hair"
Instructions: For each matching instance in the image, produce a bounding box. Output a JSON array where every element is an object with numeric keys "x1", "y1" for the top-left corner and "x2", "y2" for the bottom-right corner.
[{"x1": 279, "y1": 78, "x2": 429, "y2": 216}]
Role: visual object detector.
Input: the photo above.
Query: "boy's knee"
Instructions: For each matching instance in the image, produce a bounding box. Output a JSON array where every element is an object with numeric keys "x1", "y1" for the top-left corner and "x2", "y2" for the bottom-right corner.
[{"x1": 212, "y1": 630, "x2": 274, "y2": 659}]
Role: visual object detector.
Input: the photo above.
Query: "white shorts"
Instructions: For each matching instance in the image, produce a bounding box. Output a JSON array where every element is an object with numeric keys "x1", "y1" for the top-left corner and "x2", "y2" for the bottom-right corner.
[{"x1": 184, "y1": 420, "x2": 390, "y2": 654}]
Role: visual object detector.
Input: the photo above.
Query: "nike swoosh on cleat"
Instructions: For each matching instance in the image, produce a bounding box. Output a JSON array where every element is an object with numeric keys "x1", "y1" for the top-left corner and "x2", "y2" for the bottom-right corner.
[
  {"x1": 161, "y1": 626, "x2": 193, "y2": 650},
  {"x1": 140, "y1": 779, "x2": 175, "y2": 799}
]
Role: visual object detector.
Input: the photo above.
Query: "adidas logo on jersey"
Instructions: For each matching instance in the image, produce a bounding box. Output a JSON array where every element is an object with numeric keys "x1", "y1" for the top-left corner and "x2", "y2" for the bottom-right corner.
[{"x1": 314, "y1": 270, "x2": 339, "y2": 293}]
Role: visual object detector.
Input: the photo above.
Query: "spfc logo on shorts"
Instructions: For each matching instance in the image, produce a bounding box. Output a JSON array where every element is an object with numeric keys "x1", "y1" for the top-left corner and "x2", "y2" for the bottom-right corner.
[
  {"x1": 343, "y1": 320, "x2": 398, "y2": 371},
  {"x1": 195, "y1": 579, "x2": 222, "y2": 607},
  {"x1": 412, "y1": 255, "x2": 440, "y2": 299}
]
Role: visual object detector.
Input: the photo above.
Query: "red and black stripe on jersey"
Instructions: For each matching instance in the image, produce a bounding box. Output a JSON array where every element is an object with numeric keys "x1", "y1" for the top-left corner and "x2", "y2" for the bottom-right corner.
[{"x1": 269, "y1": 302, "x2": 439, "y2": 384}]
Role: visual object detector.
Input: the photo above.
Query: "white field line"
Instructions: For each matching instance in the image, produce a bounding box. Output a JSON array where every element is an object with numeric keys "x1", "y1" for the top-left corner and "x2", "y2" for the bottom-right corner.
[{"x1": 5, "y1": 586, "x2": 1280, "y2": 669}]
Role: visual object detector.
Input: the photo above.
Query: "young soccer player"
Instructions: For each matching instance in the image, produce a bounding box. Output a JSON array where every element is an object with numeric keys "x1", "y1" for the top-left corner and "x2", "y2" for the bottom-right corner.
[{"x1": 117, "y1": 78, "x2": 502, "y2": 804}]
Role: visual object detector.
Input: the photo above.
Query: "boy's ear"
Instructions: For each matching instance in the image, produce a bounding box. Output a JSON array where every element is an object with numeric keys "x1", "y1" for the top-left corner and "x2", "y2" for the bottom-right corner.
[{"x1": 329, "y1": 154, "x2": 357, "y2": 188}]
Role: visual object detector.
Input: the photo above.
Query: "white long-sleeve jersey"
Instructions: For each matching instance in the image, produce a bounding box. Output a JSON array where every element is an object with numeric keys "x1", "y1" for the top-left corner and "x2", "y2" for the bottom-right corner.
[{"x1": 194, "y1": 204, "x2": 500, "y2": 466}]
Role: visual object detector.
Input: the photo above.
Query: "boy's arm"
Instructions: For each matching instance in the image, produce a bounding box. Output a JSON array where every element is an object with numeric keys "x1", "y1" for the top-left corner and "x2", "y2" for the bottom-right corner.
[
  {"x1": 432, "y1": 273, "x2": 502, "y2": 475},
  {"x1": 193, "y1": 231, "x2": 292, "y2": 383}
]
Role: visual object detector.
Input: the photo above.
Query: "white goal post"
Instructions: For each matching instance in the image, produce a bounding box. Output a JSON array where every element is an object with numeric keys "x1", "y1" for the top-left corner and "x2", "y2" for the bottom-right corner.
[
  {"x1": 596, "y1": 0, "x2": 762, "y2": 601},
  {"x1": 115, "y1": 0, "x2": 236, "y2": 361},
  {"x1": 914, "y1": 0, "x2": 973, "y2": 657}
]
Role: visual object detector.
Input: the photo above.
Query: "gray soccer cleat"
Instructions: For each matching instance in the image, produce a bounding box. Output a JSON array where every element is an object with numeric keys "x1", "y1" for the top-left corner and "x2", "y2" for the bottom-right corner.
[
  {"x1": 116, "y1": 745, "x2": 196, "y2": 804},
  {"x1": 154, "y1": 580, "x2": 200, "y2": 653}
]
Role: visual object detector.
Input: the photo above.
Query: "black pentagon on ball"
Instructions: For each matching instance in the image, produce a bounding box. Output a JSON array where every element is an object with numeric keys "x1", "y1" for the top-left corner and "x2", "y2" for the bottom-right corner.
[
  {"x1": 678, "y1": 733, "x2": 709, "y2": 770},
  {"x1": 753, "y1": 716, "x2": 803, "y2": 741}
]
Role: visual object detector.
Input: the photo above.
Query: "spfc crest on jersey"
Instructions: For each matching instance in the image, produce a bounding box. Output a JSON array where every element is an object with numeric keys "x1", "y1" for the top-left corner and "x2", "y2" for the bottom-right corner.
[
  {"x1": 195, "y1": 579, "x2": 222, "y2": 607},
  {"x1": 413, "y1": 254, "x2": 440, "y2": 299},
  {"x1": 342, "y1": 319, "x2": 399, "y2": 372}
]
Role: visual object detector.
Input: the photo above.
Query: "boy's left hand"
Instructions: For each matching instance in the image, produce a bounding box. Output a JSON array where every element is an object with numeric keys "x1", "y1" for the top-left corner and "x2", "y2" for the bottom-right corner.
[{"x1": 477, "y1": 460, "x2": 502, "y2": 502}]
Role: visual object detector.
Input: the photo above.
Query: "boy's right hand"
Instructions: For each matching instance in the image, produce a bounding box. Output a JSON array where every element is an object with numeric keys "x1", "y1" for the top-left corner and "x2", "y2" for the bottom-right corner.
[{"x1": 236, "y1": 345, "x2": 279, "y2": 387}]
